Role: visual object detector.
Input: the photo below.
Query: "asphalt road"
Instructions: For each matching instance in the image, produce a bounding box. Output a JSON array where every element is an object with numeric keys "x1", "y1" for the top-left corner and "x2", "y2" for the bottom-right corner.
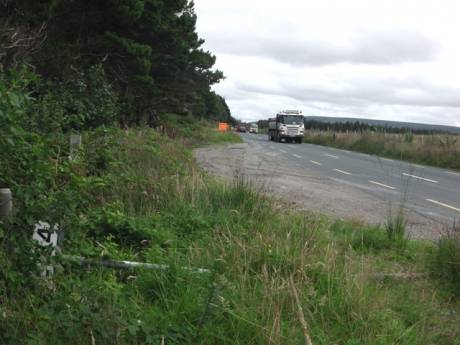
[{"x1": 240, "y1": 132, "x2": 460, "y2": 226}]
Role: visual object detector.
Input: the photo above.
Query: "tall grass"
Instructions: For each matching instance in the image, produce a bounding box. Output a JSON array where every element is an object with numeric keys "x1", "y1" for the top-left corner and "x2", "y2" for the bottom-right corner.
[
  {"x1": 304, "y1": 130, "x2": 460, "y2": 170},
  {"x1": 2, "y1": 127, "x2": 459, "y2": 344},
  {"x1": 430, "y1": 225, "x2": 460, "y2": 293}
]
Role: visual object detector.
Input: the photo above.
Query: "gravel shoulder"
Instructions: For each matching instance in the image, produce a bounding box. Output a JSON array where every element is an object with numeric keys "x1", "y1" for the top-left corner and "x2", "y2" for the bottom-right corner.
[{"x1": 194, "y1": 142, "x2": 444, "y2": 240}]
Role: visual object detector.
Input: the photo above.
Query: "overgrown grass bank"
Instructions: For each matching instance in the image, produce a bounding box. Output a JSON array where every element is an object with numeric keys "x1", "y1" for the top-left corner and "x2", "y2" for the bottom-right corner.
[
  {"x1": 1, "y1": 127, "x2": 459, "y2": 344},
  {"x1": 304, "y1": 130, "x2": 460, "y2": 171}
]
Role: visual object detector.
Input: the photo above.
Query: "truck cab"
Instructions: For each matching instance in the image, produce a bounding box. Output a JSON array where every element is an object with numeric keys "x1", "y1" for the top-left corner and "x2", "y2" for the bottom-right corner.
[
  {"x1": 249, "y1": 123, "x2": 258, "y2": 133},
  {"x1": 268, "y1": 110, "x2": 304, "y2": 143}
]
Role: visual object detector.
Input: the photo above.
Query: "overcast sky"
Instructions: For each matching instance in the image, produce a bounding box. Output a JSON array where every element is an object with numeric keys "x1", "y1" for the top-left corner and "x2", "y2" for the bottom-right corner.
[{"x1": 194, "y1": 0, "x2": 460, "y2": 126}]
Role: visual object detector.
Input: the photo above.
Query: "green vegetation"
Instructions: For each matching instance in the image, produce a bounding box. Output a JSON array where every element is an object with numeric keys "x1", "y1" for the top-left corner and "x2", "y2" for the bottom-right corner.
[
  {"x1": 2, "y1": 118, "x2": 460, "y2": 343},
  {"x1": 1, "y1": 0, "x2": 235, "y2": 125},
  {"x1": 2, "y1": 1, "x2": 460, "y2": 344},
  {"x1": 430, "y1": 226, "x2": 460, "y2": 294},
  {"x1": 304, "y1": 130, "x2": 460, "y2": 171}
]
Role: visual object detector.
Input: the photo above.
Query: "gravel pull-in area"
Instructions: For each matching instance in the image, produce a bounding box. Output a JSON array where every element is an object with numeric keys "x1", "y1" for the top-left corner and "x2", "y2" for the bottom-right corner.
[{"x1": 195, "y1": 142, "x2": 447, "y2": 240}]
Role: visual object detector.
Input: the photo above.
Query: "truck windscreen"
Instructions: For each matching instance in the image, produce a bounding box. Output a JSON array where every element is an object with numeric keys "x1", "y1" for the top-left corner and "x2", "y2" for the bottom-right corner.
[{"x1": 279, "y1": 115, "x2": 303, "y2": 125}]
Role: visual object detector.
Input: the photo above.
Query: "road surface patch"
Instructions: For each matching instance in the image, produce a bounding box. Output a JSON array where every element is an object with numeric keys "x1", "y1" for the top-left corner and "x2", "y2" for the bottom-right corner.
[
  {"x1": 426, "y1": 199, "x2": 460, "y2": 213},
  {"x1": 334, "y1": 169, "x2": 352, "y2": 175},
  {"x1": 402, "y1": 173, "x2": 438, "y2": 184},
  {"x1": 369, "y1": 180, "x2": 396, "y2": 190}
]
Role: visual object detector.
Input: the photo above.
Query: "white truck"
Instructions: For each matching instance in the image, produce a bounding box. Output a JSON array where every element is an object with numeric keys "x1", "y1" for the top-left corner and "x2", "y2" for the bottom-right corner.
[
  {"x1": 268, "y1": 110, "x2": 304, "y2": 143},
  {"x1": 249, "y1": 123, "x2": 258, "y2": 133}
]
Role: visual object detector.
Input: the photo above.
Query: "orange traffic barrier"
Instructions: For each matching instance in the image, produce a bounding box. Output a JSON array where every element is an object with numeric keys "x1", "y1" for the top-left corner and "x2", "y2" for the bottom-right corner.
[{"x1": 218, "y1": 122, "x2": 230, "y2": 132}]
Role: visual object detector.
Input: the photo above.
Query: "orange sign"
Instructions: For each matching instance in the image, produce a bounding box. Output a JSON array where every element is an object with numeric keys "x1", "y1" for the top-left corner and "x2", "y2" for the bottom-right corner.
[{"x1": 218, "y1": 122, "x2": 230, "y2": 132}]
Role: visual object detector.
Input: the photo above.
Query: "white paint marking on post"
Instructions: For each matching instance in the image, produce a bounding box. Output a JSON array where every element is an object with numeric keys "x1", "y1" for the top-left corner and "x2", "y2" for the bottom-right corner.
[
  {"x1": 292, "y1": 154, "x2": 302, "y2": 158},
  {"x1": 334, "y1": 169, "x2": 352, "y2": 175},
  {"x1": 402, "y1": 173, "x2": 438, "y2": 184},
  {"x1": 33, "y1": 221, "x2": 59, "y2": 277},
  {"x1": 324, "y1": 154, "x2": 339, "y2": 159},
  {"x1": 426, "y1": 199, "x2": 460, "y2": 213},
  {"x1": 310, "y1": 160, "x2": 322, "y2": 166},
  {"x1": 369, "y1": 180, "x2": 396, "y2": 190}
]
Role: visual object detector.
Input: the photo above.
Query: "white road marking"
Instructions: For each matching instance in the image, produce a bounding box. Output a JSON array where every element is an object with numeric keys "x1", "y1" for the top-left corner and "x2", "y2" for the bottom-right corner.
[
  {"x1": 402, "y1": 173, "x2": 438, "y2": 184},
  {"x1": 292, "y1": 154, "x2": 302, "y2": 158},
  {"x1": 426, "y1": 199, "x2": 460, "y2": 213},
  {"x1": 280, "y1": 149, "x2": 287, "y2": 153},
  {"x1": 310, "y1": 160, "x2": 322, "y2": 166},
  {"x1": 369, "y1": 180, "x2": 396, "y2": 190},
  {"x1": 334, "y1": 169, "x2": 352, "y2": 175},
  {"x1": 380, "y1": 158, "x2": 393, "y2": 162},
  {"x1": 446, "y1": 171, "x2": 460, "y2": 177},
  {"x1": 269, "y1": 146, "x2": 275, "y2": 150},
  {"x1": 324, "y1": 154, "x2": 339, "y2": 159}
]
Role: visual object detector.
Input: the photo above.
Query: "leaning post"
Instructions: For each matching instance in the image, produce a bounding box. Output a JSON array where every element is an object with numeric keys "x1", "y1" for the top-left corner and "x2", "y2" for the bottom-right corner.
[{"x1": 0, "y1": 188, "x2": 12, "y2": 220}]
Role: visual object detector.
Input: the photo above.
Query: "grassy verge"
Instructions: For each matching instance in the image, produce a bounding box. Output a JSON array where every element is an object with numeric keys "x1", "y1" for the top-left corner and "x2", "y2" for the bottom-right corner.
[
  {"x1": 303, "y1": 130, "x2": 460, "y2": 171},
  {"x1": 1, "y1": 126, "x2": 459, "y2": 345}
]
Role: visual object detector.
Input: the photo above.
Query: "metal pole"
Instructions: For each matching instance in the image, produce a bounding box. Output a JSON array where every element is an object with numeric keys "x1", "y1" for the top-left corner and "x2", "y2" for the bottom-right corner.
[
  {"x1": 0, "y1": 188, "x2": 12, "y2": 220},
  {"x1": 62, "y1": 255, "x2": 211, "y2": 274}
]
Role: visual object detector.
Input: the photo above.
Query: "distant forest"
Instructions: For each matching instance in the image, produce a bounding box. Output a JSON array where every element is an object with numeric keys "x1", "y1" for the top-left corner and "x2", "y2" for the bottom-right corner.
[
  {"x1": 303, "y1": 120, "x2": 449, "y2": 134},
  {"x1": 256, "y1": 118, "x2": 454, "y2": 135}
]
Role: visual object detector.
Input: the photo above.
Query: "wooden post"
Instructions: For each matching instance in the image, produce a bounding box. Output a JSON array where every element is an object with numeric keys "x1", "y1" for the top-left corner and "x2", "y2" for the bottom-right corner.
[{"x1": 0, "y1": 188, "x2": 12, "y2": 220}]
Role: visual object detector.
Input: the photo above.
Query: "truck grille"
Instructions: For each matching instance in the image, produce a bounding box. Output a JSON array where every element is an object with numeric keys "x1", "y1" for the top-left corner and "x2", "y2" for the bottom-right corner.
[{"x1": 287, "y1": 126, "x2": 299, "y2": 135}]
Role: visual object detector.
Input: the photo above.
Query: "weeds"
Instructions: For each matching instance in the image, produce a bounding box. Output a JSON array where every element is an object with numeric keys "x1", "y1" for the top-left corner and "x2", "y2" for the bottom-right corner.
[
  {"x1": 385, "y1": 206, "x2": 408, "y2": 249},
  {"x1": 430, "y1": 225, "x2": 460, "y2": 292}
]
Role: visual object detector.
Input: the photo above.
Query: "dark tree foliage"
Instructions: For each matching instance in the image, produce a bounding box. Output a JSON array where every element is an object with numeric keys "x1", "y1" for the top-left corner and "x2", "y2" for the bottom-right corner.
[{"x1": 0, "y1": 0, "x2": 234, "y2": 125}]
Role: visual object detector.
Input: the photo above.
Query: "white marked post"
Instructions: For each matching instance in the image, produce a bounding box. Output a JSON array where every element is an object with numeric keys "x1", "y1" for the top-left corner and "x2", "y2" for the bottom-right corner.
[{"x1": 33, "y1": 221, "x2": 59, "y2": 277}]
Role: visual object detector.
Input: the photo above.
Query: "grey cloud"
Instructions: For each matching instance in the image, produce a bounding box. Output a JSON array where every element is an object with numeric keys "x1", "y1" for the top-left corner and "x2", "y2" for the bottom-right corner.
[
  {"x1": 236, "y1": 77, "x2": 460, "y2": 109},
  {"x1": 206, "y1": 29, "x2": 439, "y2": 66}
]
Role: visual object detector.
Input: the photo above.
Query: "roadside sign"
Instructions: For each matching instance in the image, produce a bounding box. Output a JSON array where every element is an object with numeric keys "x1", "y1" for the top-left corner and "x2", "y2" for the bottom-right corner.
[{"x1": 33, "y1": 221, "x2": 59, "y2": 277}]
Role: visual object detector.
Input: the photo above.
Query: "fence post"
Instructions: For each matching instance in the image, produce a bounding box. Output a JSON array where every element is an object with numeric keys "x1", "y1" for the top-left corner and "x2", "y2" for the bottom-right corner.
[
  {"x1": 0, "y1": 188, "x2": 12, "y2": 220},
  {"x1": 69, "y1": 134, "x2": 82, "y2": 160}
]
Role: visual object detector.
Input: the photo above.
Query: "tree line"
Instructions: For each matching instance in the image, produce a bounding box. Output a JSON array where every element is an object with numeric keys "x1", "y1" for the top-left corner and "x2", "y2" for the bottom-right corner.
[
  {"x1": 0, "y1": 0, "x2": 235, "y2": 128},
  {"x1": 305, "y1": 120, "x2": 449, "y2": 135}
]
